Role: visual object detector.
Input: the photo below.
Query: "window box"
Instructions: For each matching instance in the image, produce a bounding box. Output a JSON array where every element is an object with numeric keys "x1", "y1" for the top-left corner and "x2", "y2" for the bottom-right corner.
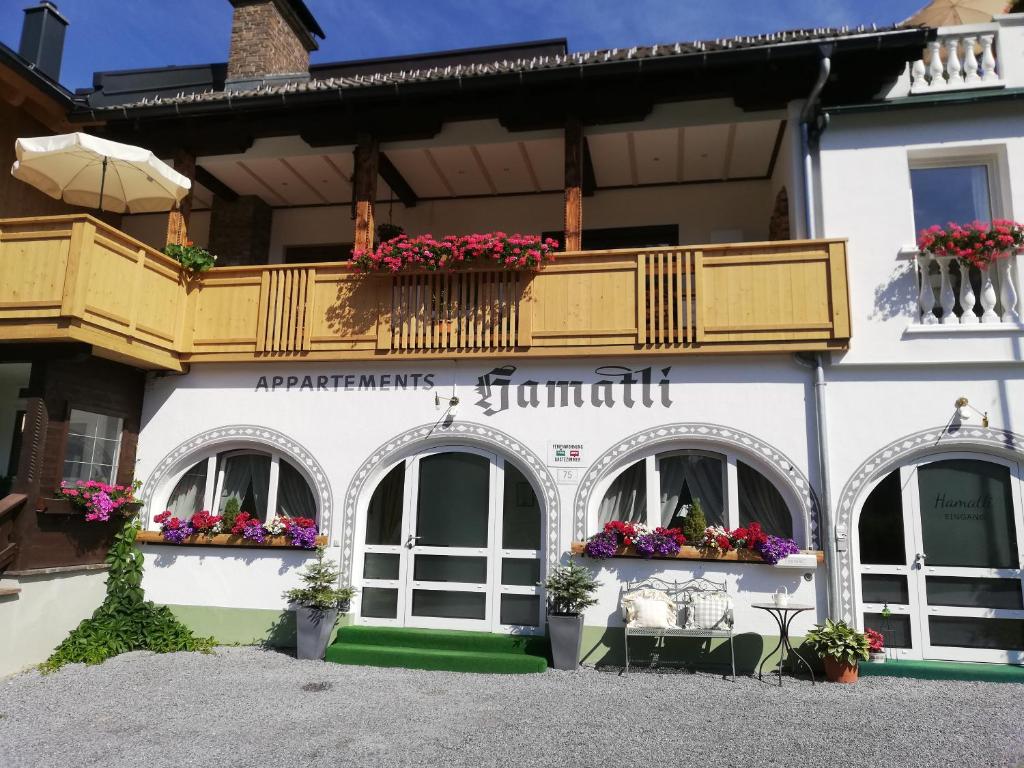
[
  {"x1": 135, "y1": 531, "x2": 327, "y2": 549},
  {"x1": 36, "y1": 498, "x2": 143, "y2": 517},
  {"x1": 569, "y1": 541, "x2": 823, "y2": 565}
]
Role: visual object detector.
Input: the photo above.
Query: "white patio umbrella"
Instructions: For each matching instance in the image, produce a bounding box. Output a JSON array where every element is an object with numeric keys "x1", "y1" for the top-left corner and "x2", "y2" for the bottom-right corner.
[{"x1": 11, "y1": 132, "x2": 191, "y2": 214}]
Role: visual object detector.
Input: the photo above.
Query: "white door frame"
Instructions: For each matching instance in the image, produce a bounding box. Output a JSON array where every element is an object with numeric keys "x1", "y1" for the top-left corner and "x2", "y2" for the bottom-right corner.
[
  {"x1": 856, "y1": 452, "x2": 1024, "y2": 664},
  {"x1": 357, "y1": 445, "x2": 544, "y2": 634}
]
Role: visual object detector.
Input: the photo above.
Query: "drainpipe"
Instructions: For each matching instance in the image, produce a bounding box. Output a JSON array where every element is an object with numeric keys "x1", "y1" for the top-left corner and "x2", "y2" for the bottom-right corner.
[
  {"x1": 799, "y1": 50, "x2": 832, "y2": 239},
  {"x1": 797, "y1": 50, "x2": 841, "y2": 619}
]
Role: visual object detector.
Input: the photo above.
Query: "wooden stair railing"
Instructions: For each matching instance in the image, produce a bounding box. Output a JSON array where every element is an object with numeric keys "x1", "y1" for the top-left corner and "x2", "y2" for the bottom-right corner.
[{"x1": 0, "y1": 493, "x2": 27, "y2": 572}]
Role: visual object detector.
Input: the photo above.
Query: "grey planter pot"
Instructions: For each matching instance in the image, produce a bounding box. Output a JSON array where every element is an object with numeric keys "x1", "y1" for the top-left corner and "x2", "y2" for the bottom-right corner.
[
  {"x1": 547, "y1": 613, "x2": 583, "y2": 671},
  {"x1": 295, "y1": 606, "x2": 338, "y2": 660}
]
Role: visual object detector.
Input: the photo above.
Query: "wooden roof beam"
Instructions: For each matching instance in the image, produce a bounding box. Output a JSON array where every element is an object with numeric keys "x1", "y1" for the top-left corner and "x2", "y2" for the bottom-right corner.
[
  {"x1": 195, "y1": 165, "x2": 239, "y2": 202},
  {"x1": 378, "y1": 152, "x2": 418, "y2": 208}
]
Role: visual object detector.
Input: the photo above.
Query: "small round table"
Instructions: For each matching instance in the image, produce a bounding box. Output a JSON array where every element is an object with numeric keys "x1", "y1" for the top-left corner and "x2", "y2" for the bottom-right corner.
[{"x1": 752, "y1": 603, "x2": 816, "y2": 686}]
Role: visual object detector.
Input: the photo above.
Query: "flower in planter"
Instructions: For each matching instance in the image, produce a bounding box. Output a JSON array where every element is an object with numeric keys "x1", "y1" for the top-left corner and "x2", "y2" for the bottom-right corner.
[
  {"x1": 582, "y1": 520, "x2": 643, "y2": 559},
  {"x1": 58, "y1": 479, "x2": 140, "y2": 522},
  {"x1": 352, "y1": 232, "x2": 559, "y2": 273},
  {"x1": 230, "y1": 511, "x2": 267, "y2": 543},
  {"x1": 189, "y1": 510, "x2": 221, "y2": 534},
  {"x1": 917, "y1": 219, "x2": 1024, "y2": 269},
  {"x1": 865, "y1": 628, "x2": 885, "y2": 654},
  {"x1": 633, "y1": 527, "x2": 686, "y2": 558},
  {"x1": 755, "y1": 534, "x2": 801, "y2": 565},
  {"x1": 282, "y1": 516, "x2": 319, "y2": 549},
  {"x1": 154, "y1": 510, "x2": 194, "y2": 544},
  {"x1": 701, "y1": 525, "x2": 734, "y2": 552}
]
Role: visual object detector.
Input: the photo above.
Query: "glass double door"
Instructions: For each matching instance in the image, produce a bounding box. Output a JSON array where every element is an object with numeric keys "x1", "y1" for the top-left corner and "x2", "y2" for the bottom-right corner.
[
  {"x1": 859, "y1": 456, "x2": 1024, "y2": 663},
  {"x1": 360, "y1": 447, "x2": 543, "y2": 633}
]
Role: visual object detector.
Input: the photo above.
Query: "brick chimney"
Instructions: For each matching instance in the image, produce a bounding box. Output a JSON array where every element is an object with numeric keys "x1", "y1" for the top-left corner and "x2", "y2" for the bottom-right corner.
[{"x1": 226, "y1": 0, "x2": 325, "y2": 89}]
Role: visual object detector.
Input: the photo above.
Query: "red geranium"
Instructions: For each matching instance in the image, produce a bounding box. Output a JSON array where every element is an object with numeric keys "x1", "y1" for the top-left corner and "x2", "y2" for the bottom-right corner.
[{"x1": 189, "y1": 509, "x2": 222, "y2": 533}]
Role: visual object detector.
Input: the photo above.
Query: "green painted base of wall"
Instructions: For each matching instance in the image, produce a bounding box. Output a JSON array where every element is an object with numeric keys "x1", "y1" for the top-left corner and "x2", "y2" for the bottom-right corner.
[
  {"x1": 860, "y1": 659, "x2": 1024, "y2": 684},
  {"x1": 162, "y1": 604, "x2": 354, "y2": 648},
  {"x1": 580, "y1": 626, "x2": 811, "y2": 674}
]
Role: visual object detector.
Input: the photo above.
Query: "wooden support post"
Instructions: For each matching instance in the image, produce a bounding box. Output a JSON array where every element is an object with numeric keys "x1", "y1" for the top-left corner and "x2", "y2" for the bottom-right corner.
[
  {"x1": 563, "y1": 117, "x2": 583, "y2": 252},
  {"x1": 165, "y1": 149, "x2": 196, "y2": 246},
  {"x1": 353, "y1": 134, "x2": 380, "y2": 253}
]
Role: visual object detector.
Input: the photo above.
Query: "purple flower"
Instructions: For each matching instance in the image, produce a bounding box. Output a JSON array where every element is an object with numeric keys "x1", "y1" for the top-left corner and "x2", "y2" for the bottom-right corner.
[
  {"x1": 756, "y1": 535, "x2": 801, "y2": 565},
  {"x1": 634, "y1": 531, "x2": 682, "y2": 559},
  {"x1": 242, "y1": 523, "x2": 267, "y2": 544},
  {"x1": 583, "y1": 531, "x2": 618, "y2": 559},
  {"x1": 162, "y1": 524, "x2": 195, "y2": 544},
  {"x1": 288, "y1": 525, "x2": 318, "y2": 549}
]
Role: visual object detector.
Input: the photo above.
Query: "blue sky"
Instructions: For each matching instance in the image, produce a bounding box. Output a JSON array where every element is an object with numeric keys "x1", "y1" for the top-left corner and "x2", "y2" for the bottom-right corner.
[{"x1": 2, "y1": 0, "x2": 927, "y2": 91}]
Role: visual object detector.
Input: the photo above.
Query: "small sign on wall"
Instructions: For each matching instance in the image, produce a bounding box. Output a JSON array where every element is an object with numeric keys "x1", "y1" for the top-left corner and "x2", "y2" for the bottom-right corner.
[{"x1": 547, "y1": 441, "x2": 586, "y2": 468}]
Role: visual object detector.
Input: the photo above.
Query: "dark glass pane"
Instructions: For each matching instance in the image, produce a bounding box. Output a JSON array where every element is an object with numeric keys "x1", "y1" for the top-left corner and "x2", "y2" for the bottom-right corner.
[
  {"x1": 413, "y1": 555, "x2": 486, "y2": 584},
  {"x1": 658, "y1": 453, "x2": 725, "y2": 528},
  {"x1": 737, "y1": 461, "x2": 792, "y2": 537},
  {"x1": 864, "y1": 612, "x2": 912, "y2": 649},
  {"x1": 365, "y1": 462, "x2": 405, "y2": 545},
  {"x1": 910, "y1": 165, "x2": 991, "y2": 231},
  {"x1": 276, "y1": 459, "x2": 317, "y2": 518},
  {"x1": 363, "y1": 553, "x2": 399, "y2": 581},
  {"x1": 862, "y1": 574, "x2": 909, "y2": 605},
  {"x1": 500, "y1": 594, "x2": 540, "y2": 626},
  {"x1": 416, "y1": 453, "x2": 490, "y2": 547},
  {"x1": 929, "y1": 616, "x2": 1024, "y2": 651},
  {"x1": 361, "y1": 587, "x2": 398, "y2": 619},
  {"x1": 917, "y1": 460, "x2": 1017, "y2": 568},
  {"x1": 411, "y1": 590, "x2": 486, "y2": 620},
  {"x1": 503, "y1": 462, "x2": 540, "y2": 550},
  {"x1": 216, "y1": 453, "x2": 271, "y2": 520},
  {"x1": 502, "y1": 558, "x2": 540, "y2": 586},
  {"x1": 597, "y1": 460, "x2": 647, "y2": 526},
  {"x1": 926, "y1": 577, "x2": 1023, "y2": 610},
  {"x1": 858, "y1": 471, "x2": 906, "y2": 565}
]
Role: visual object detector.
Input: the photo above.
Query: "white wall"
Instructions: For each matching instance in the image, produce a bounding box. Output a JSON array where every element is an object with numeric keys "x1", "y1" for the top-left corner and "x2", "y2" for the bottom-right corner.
[
  {"x1": 820, "y1": 102, "x2": 1024, "y2": 366},
  {"x1": 0, "y1": 570, "x2": 107, "y2": 677}
]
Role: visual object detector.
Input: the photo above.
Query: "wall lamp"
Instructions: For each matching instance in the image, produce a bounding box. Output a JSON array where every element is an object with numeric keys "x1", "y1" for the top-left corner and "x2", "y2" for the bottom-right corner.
[
  {"x1": 435, "y1": 392, "x2": 460, "y2": 419},
  {"x1": 954, "y1": 397, "x2": 989, "y2": 427}
]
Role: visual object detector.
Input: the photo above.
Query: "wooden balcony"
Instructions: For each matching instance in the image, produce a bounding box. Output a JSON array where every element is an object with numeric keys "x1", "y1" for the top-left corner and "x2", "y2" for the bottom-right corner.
[{"x1": 0, "y1": 215, "x2": 850, "y2": 370}]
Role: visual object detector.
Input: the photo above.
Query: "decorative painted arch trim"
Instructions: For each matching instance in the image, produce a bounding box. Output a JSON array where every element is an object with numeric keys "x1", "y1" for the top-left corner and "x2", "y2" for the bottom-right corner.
[
  {"x1": 141, "y1": 425, "x2": 334, "y2": 539},
  {"x1": 340, "y1": 421, "x2": 561, "y2": 583},
  {"x1": 572, "y1": 423, "x2": 821, "y2": 547},
  {"x1": 835, "y1": 424, "x2": 1024, "y2": 622}
]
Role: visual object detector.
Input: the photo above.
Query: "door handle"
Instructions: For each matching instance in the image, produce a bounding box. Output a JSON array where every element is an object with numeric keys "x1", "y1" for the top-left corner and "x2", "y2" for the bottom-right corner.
[
  {"x1": 913, "y1": 552, "x2": 927, "y2": 568},
  {"x1": 405, "y1": 534, "x2": 422, "y2": 549}
]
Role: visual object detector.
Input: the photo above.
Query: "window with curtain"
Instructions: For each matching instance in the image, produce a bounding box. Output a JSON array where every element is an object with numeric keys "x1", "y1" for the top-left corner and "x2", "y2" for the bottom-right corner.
[
  {"x1": 160, "y1": 448, "x2": 318, "y2": 524},
  {"x1": 595, "y1": 449, "x2": 798, "y2": 542}
]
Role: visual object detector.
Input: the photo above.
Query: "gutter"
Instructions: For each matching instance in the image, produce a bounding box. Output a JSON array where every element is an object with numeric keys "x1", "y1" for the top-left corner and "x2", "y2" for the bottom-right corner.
[{"x1": 68, "y1": 28, "x2": 930, "y2": 123}]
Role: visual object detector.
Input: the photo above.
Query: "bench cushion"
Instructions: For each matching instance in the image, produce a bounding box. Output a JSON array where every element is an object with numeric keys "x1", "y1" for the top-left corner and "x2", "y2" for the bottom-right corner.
[
  {"x1": 621, "y1": 589, "x2": 677, "y2": 628},
  {"x1": 686, "y1": 591, "x2": 733, "y2": 630}
]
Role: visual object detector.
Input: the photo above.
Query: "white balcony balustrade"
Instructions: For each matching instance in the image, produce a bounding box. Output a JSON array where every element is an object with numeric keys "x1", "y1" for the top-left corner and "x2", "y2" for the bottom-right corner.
[
  {"x1": 910, "y1": 27, "x2": 1003, "y2": 93},
  {"x1": 915, "y1": 251, "x2": 1021, "y2": 326}
]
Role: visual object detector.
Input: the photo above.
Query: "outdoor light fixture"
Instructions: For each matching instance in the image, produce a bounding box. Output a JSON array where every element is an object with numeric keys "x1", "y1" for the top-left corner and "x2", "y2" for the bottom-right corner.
[
  {"x1": 954, "y1": 397, "x2": 989, "y2": 428},
  {"x1": 447, "y1": 396, "x2": 460, "y2": 418}
]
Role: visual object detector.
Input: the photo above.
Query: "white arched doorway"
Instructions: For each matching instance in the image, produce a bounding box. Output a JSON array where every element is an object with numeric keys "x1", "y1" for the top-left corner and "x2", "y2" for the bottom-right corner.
[
  {"x1": 354, "y1": 444, "x2": 545, "y2": 634},
  {"x1": 853, "y1": 451, "x2": 1024, "y2": 664}
]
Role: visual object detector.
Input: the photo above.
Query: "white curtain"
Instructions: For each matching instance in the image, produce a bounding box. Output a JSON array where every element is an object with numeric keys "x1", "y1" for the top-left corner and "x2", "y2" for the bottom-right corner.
[
  {"x1": 659, "y1": 454, "x2": 725, "y2": 527},
  {"x1": 276, "y1": 459, "x2": 317, "y2": 519},
  {"x1": 966, "y1": 165, "x2": 991, "y2": 222},
  {"x1": 166, "y1": 461, "x2": 207, "y2": 519},
  {"x1": 218, "y1": 453, "x2": 270, "y2": 520},
  {"x1": 597, "y1": 460, "x2": 647, "y2": 526},
  {"x1": 737, "y1": 461, "x2": 792, "y2": 537}
]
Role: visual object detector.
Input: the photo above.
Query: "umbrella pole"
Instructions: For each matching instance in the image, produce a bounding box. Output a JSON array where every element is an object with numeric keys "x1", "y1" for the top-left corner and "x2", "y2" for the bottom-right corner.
[{"x1": 97, "y1": 156, "x2": 108, "y2": 213}]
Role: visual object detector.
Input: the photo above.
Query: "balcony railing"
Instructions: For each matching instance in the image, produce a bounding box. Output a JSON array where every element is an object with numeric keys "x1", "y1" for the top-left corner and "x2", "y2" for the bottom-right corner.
[
  {"x1": 909, "y1": 25, "x2": 1004, "y2": 94},
  {"x1": 913, "y1": 249, "x2": 1022, "y2": 326},
  {"x1": 0, "y1": 215, "x2": 851, "y2": 369}
]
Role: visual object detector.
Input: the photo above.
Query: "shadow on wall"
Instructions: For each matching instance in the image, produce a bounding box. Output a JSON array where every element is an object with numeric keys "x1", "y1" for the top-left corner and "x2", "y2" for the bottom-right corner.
[
  {"x1": 870, "y1": 259, "x2": 917, "y2": 321},
  {"x1": 581, "y1": 629, "x2": 825, "y2": 676}
]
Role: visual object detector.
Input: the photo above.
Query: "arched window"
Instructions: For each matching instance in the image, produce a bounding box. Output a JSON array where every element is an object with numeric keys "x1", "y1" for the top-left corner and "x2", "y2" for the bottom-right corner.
[
  {"x1": 163, "y1": 448, "x2": 317, "y2": 523},
  {"x1": 596, "y1": 448, "x2": 795, "y2": 539}
]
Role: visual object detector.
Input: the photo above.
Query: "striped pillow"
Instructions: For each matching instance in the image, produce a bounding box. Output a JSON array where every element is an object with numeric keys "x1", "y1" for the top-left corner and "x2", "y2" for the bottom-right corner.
[{"x1": 686, "y1": 591, "x2": 733, "y2": 630}]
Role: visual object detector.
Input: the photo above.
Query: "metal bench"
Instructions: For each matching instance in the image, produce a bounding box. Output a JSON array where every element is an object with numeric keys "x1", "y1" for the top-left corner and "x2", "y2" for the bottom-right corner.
[{"x1": 622, "y1": 576, "x2": 736, "y2": 679}]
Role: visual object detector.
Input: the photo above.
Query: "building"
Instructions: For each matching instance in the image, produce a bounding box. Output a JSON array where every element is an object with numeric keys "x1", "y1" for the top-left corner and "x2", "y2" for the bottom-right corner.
[{"x1": 0, "y1": 0, "x2": 1022, "y2": 674}]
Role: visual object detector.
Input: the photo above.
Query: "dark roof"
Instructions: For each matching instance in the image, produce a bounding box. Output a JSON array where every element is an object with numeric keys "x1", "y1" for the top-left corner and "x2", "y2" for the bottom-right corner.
[
  {"x1": 0, "y1": 39, "x2": 74, "y2": 108},
  {"x1": 78, "y1": 25, "x2": 929, "y2": 117}
]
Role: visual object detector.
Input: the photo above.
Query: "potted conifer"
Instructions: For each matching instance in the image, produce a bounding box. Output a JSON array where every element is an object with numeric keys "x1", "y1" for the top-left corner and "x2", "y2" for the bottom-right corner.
[
  {"x1": 544, "y1": 557, "x2": 599, "y2": 671},
  {"x1": 283, "y1": 546, "x2": 355, "y2": 660}
]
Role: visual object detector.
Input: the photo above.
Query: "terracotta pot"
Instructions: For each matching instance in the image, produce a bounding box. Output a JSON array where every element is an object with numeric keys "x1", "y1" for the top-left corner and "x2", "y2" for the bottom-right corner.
[{"x1": 823, "y1": 657, "x2": 859, "y2": 683}]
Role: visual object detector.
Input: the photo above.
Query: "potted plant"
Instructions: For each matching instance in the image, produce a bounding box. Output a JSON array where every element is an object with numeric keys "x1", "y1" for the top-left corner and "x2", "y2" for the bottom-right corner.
[
  {"x1": 804, "y1": 618, "x2": 870, "y2": 683},
  {"x1": 543, "y1": 557, "x2": 599, "y2": 671},
  {"x1": 865, "y1": 627, "x2": 886, "y2": 663},
  {"x1": 283, "y1": 546, "x2": 356, "y2": 660}
]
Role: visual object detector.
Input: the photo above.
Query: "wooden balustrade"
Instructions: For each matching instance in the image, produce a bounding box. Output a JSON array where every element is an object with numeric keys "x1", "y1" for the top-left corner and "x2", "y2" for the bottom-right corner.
[{"x1": 0, "y1": 215, "x2": 852, "y2": 368}]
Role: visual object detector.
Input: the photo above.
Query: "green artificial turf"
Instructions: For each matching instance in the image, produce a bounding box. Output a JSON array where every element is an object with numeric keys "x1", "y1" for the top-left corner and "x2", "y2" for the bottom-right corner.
[
  {"x1": 859, "y1": 658, "x2": 1024, "y2": 684},
  {"x1": 325, "y1": 626, "x2": 549, "y2": 674}
]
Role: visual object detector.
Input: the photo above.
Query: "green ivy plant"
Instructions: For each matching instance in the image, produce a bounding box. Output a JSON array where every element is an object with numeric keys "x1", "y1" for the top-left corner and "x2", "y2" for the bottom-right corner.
[
  {"x1": 163, "y1": 242, "x2": 217, "y2": 275},
  {"x1": 40, "y1": 516, "x2": 214, "y2": 672},
  {"x1": 543, "y1": 557, "x2": 600, "y2": 616},
  {"x1": 804, "y1": 618, "x2": 870, "y2": 667}
]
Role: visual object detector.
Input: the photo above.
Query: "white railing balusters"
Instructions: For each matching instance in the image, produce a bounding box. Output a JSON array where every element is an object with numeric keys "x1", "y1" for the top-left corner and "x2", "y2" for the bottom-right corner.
[
  {"x1": 957, "y1": 262, "x2": 978, "y2": 324},
  {"x1": 914, "y1": 250, "x2": 1023, "y2": 326},
  {"x1": 998, "y1": 256, "x2": 1020, "y2": 323},
  {"x1": 936, "y1": 256, "x2": 958, "y2": 324},
  {"x1": 918, "y1": 253, "x2": 938, "y2": 324},
  {"x1": 979, "y1": 263, "x2": 1000, "y2": 323},
  {"x1": 909, "y1": 27, "x2": 1003, "y2": 93}
]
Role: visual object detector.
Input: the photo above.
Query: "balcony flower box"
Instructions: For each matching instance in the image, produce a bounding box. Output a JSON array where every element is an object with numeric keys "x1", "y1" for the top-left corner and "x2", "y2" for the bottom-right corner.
[
  {"x1": 569, "y1": 541, "x2": 822, "y2": 565},
  {"x1": 135, "y1": 530, "x2": 327, "y2": 549}
]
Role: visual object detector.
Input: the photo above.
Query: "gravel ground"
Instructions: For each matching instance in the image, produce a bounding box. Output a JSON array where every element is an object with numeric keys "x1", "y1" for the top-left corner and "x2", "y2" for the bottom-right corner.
[{"x1": 0, "y1": 647, "x2": 1021, "y2": 768}]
